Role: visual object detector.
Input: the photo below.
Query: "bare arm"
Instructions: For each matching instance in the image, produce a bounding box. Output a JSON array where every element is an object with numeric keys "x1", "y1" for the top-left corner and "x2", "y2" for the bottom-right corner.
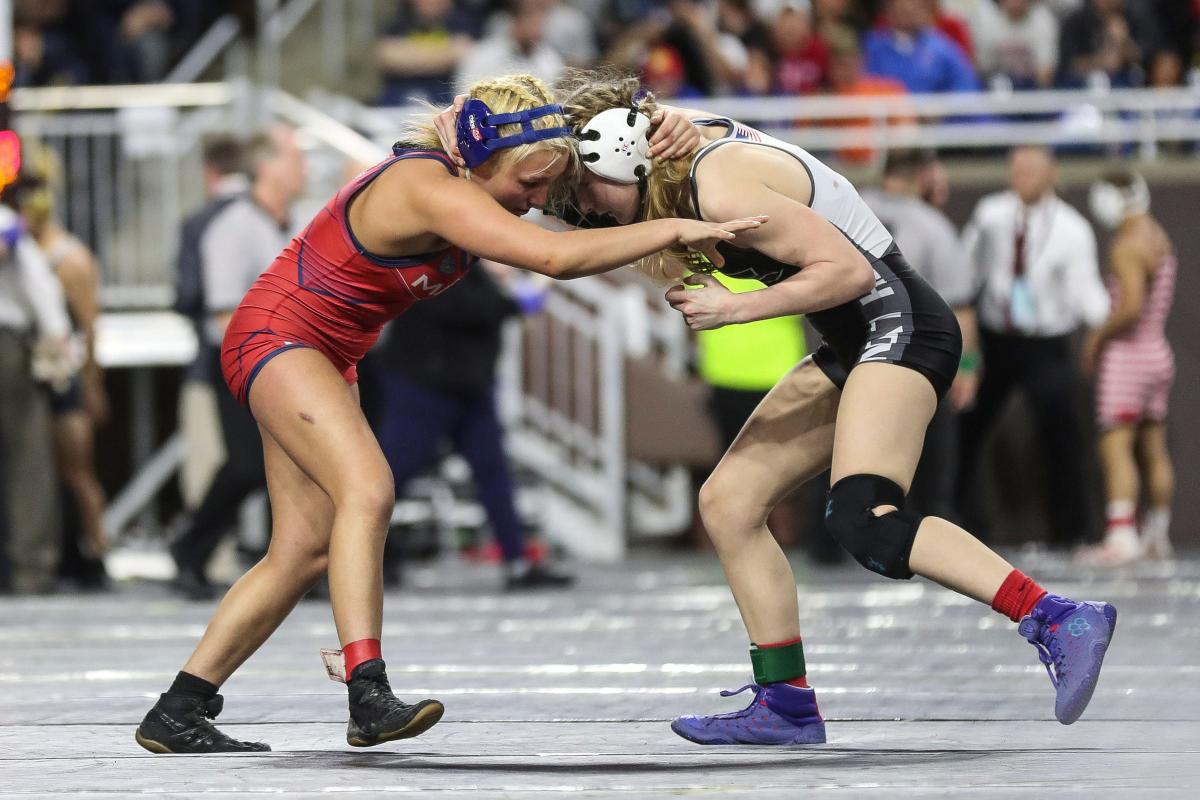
[
  {"x1": 1092, "y1": 239, "x2": 1145, "y2": 344},
  {"x1": 55, "y1": 247, "x2": 100, "y2": 372},
  {"x1": 56, "y1": 245, "x2": 109, "y2": 421},
  {"x1": 364, "y1": 161, "x2": 764, "y2": 280},
  {"x1": 668, "y1": 147, "x2": 873, "y2": 328}
]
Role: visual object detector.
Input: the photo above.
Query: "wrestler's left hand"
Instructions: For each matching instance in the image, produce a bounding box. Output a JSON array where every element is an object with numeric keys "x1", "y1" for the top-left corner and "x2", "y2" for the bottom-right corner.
[{"x1": 665, "y1": 273, "x2": 739, "y2": 331}]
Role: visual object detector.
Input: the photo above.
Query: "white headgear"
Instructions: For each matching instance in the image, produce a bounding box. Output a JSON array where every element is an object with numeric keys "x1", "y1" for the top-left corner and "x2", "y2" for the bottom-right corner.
[
  {"x1": 1089, "y1": 172, "x2": 1150, "y2": 230},
  {"x1": 577, "y1": 107, "x2": 652, "y2": 185}
]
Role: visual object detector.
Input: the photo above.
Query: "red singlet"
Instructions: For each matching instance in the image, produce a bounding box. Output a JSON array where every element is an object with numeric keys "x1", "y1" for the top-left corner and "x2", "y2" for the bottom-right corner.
[{"x1": 221, "y1": 147, "x2": 473, "y2": 405}]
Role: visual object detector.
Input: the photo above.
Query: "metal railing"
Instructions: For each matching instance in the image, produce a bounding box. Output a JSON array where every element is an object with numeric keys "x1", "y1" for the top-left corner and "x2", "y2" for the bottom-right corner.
[{"x1": 335, "y1": 84, "x2": 1200, "y2": 169}]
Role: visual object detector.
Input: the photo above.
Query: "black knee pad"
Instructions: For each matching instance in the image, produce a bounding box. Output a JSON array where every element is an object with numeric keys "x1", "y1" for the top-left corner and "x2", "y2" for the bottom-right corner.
[{"x1": 825, "y1": 474, "x2": 922, "y2": 579}]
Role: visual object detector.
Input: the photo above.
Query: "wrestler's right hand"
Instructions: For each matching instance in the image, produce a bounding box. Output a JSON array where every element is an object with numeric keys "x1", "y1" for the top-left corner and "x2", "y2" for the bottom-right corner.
[{"x1": 674, "y1": 216, "x2": 768, "y2": 269}]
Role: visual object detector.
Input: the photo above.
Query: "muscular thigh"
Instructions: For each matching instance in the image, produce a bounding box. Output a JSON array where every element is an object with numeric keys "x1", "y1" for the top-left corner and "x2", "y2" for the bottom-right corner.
[
  {"x1": 248, "y1": 347, "x2": 392, "y2": 504},
  {"x1": 830, "y1": 362, "x2": 937, "y2": 492},
  {"x1": 709, "y1": 357, "x2": 840, "y2": 511}
]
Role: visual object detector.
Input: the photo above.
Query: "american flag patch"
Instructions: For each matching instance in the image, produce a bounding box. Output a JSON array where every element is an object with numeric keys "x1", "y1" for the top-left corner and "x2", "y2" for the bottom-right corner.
[{"x1": 733, "y1": 124, "x2": 761, "y2": 142}]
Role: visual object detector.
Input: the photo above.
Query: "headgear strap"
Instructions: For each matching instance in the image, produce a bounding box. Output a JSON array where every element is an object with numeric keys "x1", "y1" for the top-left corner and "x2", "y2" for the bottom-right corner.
[{"x1": 456, "y1": 98, "x2": 572, "y2": 169}]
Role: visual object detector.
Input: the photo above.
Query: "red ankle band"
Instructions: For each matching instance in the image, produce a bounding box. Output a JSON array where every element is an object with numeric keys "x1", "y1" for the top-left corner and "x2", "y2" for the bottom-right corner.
[
  {"x1": 991, "y1": 569, "x2": 1047, "y2": 623},
  {"x1": 343, "y1": 639, "x2": 382, "y2": 677}
]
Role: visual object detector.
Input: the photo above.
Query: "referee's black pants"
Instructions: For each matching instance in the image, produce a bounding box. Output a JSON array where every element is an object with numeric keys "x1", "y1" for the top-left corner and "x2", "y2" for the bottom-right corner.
[
  {"x1": 955, "y1": 329, "x2": 1091, "y2": 547},
  {"x1": 171, "y1": 348, "x2": 267, "y2": 573}
]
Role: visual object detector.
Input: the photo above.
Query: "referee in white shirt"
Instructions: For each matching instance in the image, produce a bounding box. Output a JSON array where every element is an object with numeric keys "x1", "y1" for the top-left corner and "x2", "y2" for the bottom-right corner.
[{"x1": 956, "y1": 146, "x2": 1110, "y2": 547}]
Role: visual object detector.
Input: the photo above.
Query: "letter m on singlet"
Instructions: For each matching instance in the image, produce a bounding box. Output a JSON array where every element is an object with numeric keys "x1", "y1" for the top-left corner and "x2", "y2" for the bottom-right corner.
[{"x1": 409, "y1": 273, "x2": 446, "y2": 297}]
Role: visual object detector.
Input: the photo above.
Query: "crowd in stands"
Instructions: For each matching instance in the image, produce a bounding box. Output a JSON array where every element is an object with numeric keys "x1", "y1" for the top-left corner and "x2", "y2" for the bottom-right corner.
[
  {"x1": 374, "y1": 0, "x2": 1198, "y2": 108},
  {"x1": 11, "y1": 1, "x2": 1194, "y2": 101},
  {"x1": 12, "y1": 0, "x2": 253, "y2": 87}
]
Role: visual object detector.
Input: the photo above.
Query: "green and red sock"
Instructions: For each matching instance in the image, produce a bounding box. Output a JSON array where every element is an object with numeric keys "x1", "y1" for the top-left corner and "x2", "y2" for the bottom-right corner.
[{"x1": 750, "y1": 637, "x2": 809, "y2": 688}]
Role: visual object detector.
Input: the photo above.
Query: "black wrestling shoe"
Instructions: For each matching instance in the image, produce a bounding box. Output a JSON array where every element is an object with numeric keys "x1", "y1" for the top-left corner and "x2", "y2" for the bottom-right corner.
[
  {"x1": 346, "y1": 660, "x2": 444, "y2": 747},
  {"x1": 505, "y1": 561, "x2": 574, "y2": 591},
  {"x1": 135, "y1": 693, "x2": 271, "y2": 754}
]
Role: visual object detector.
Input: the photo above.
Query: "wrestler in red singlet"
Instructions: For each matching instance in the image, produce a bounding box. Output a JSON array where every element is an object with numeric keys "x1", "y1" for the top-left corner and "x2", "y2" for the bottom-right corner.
[{"x1": 221, "y1": 145, "x2": 472, "y2": 404}]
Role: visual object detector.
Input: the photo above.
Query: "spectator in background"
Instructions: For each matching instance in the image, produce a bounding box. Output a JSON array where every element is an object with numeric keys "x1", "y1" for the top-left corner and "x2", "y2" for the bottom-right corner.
[
  {"x1": 956, "y1": 146, "x2": 1109, "y2": 548},
  {"x1": 771, "y1": 2, "x2": 831, "y2": 95},
  {"x1": 811, "y1": 0, "x2": 872, "y2": 35},
  {"x1": 864, "y1": 0, "x2": 981, "y2": 93},
  {"x1": 12, "y1": 0, "x2": 90, "y2": 87},
  {"x1": 375, "y1": 0, "x2": 482, "y2": 106},
  {"x1": 1057, "y1": 0, "x2": 1165, "y2": 88},
  {"x1": 605, "y1": 0, "x2": 723, "y2": 96},
  {"x1": 716, "y1": 0, "x2": 773, "y2": 95},
  {"x1": 917, "y1": 148, "x2": 952, "y2": 209},
  {"x1": 540, "y1": 0, "x2": 600, "y2": 68},
  {"x1": 825, "y1": 27, "x2": 912, "y2": 165},
  {"x1": 455, "y1": 0, "x2": 565, "y2": 93},
  {"x1": 861, "y1": 149, "x2": 978, "y2": 519},
  {"x1": 174, "y1": 135, "x2": 249, "y2": 512},
  {"x1": 973, "y1": 0, "x2": 1060, "y2": 89},
  {"x1": 0, "y1": 203, "x2": 72, "y2": 594},
  {"x1": 1148, "y1": 0, "x2": 1196, "y2": 87},
  {"x1": 168, "y1": 127, "x2": 307, "y2": 599},
  {"x1": 13, "y1": 148, "x2": 112, "y2": 588},
  {"x1": 639, "y1": 42, "x2": 706, "y2": 98},
  {"x1": 14, "y1": 0, "x2": 234, "y2": 87},
  {"x1": 930, "y1": 0, "x2": 975, "y2": 62},
  {"x1": 369, "y1": 263, "x2": 573, "y2": 591}
]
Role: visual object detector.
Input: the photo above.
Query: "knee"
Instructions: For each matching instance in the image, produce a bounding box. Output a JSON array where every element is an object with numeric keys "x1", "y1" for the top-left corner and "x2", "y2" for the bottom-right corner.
[
  {"x1": 824, "y1": 475, "x2": 921, "y2": 580},
  {"x1": 335, "y1": 475, "x2": 395, "y2": 530},
  {"x1": 698, "y1": 474, "x2": 768, "y2": 548}
]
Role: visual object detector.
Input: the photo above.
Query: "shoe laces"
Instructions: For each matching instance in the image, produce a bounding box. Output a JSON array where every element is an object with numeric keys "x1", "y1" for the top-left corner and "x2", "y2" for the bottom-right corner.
[
  {"x1": 1020, "y1": 617, "x2": 1066, "y2": 687},
  {"x1": 178, "y1": 695, "x2": 256, "y2": 749},
  {"x1": 351, "y1": 670, "x2": 407, "y2": 712},
  {"x1": 706, "y1": 683, "x2": 764, "y2": 720}
]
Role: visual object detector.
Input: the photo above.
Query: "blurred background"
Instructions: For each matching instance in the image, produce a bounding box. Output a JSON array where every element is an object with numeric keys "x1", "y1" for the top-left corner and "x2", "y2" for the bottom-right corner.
[{"x1": 0, "y1": 0, "x2": 1195, "y2": 598}]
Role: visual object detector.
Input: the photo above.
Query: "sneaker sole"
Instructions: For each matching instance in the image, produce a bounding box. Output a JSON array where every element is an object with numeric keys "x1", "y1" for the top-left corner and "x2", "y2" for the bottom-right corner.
[
  {"x1": 347, "y1": 700, "x2": 445, "y2": 747},
  {"x1": 134, "y1": 729, "x2": 271, "y2": 754},
  {"x1": 134, "y1": 730, "x2": 174, "y2": 754},
  {"x1": 1058, "y1": 603, "x2": 1118, "y2": 725},
  {"x1": 670, "y1": 719, "x2": 827, "y2": 745}
]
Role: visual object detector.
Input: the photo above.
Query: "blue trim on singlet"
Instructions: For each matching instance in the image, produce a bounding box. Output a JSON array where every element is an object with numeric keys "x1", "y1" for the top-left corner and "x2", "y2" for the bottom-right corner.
[
  {"x1": 244, "y1": 342, "x2": 312, "y2": 407},
  {"x1": 342, "y1": 149, "x2": 458, "y2": 267}
]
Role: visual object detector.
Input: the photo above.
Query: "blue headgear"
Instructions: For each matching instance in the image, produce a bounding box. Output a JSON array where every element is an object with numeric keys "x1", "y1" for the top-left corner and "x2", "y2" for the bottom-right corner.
[{"x1": 455, "y1": 98, "x2": 572, "y2": 169}]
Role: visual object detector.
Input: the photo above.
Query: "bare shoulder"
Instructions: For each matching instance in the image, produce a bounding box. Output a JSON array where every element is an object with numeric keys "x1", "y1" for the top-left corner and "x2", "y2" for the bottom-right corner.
[
  {"x1": 53, "y1": 240, "x2": 99, "y2": 286},
  {"x1": 692, "y1": 143, "x2": 811, "y2": 221},
  {"x1": 352, "y1": 156, "x2": 460, "y2": 247},
  {"x1": 365, "y1": 155, "x2": 458, "y2": 207}
]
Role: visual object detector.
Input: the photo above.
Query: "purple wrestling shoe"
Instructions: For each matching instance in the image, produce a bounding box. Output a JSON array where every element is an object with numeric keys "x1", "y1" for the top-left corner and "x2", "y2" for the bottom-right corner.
[
  {"x1": 1020, "y1": 594, "x2": 1118, "y2": 725},
  {"x1": 670, "y1": 682, "x2": 826, "y2": 745}
]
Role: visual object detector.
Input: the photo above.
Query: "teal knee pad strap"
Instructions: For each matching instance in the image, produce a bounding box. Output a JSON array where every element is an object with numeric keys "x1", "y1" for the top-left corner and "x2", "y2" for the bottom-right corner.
[{"x1": 750, "y1": 641, "x2": 806, "y2": 684}]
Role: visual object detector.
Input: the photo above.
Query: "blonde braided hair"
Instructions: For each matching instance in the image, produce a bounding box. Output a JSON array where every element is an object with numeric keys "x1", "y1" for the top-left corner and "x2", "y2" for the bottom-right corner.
[{"x1": 404, "y1": 73, "x2": 578, "y2": 179}]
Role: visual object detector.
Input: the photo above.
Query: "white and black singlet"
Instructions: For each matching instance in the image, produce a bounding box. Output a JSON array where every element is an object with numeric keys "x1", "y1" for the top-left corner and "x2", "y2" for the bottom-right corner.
[{"x1": 688, "y1": 118, "x2": 962, "y2": 398}]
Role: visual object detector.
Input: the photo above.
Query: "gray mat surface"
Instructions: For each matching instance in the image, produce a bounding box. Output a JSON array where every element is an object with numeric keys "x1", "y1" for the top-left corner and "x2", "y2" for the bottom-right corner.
[{"x1": 2, "y1": 549, "x2": 1197, "y2": 798}]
